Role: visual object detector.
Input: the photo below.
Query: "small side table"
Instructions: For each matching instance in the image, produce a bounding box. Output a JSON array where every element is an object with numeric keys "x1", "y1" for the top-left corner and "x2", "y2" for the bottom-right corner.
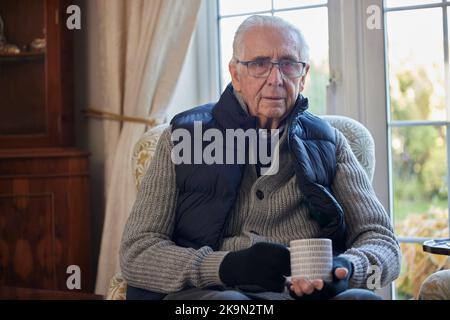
[{"x1": 423, "y1": 239, "x2": 450, "y2": 256}]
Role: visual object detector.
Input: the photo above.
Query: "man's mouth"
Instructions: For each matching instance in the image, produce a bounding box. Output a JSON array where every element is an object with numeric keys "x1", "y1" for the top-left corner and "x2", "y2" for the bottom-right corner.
[{"x1": 263, "y1": 97, "x2": 285, "y2": 100}]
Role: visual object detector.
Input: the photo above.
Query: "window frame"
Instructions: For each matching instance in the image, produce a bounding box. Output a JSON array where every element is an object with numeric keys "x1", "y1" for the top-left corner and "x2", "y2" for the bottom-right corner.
[
  {"x1": 382, "y1": 0, "x2": 450, "y2": 299},
  {"x1": 384, "y1": 0, "x2": 450, "y2": 244}
]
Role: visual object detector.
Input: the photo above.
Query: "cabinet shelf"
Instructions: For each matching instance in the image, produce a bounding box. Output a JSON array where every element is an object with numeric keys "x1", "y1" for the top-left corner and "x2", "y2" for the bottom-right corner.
[{"x1": 0, "y1": 51, "x2": 45, "y2": 63}]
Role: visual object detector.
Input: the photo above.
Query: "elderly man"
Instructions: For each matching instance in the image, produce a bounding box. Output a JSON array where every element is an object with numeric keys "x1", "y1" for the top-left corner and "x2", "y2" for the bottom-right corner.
[{"x1": 120, "y1": 15, "x2": 401, "y2": 300}]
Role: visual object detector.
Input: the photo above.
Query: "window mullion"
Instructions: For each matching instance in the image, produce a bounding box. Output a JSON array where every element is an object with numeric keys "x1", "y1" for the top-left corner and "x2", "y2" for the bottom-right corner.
[
  {"x1": 443, "y1": 0, "x2": 450, "y2": 236},
  {"x1": 397, "y1": 236, "x2": 436, "y2": 243}
]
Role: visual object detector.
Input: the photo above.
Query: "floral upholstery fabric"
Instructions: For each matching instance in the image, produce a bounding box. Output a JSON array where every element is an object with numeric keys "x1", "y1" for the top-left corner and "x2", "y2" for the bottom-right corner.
[
  {"x1": 418, "y1": 270, "x2": 450, "y2": 300},
  {"x1": 132, "y1": 124, "x2": 169, "y2": 190},
  {"x1": 321, "y1": 115, "x2": 375, "y2": 182},
  {"x1": 105, "y1": 272, "x2": 127, "y2": 300},
  {"x1": 106, "y1": 116, "x2": 375, "y2": 300}
]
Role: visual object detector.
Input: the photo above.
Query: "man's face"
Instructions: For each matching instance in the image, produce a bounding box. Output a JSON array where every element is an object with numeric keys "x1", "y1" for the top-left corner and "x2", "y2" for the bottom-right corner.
[{"x1": 230, "y1": 25, "x2": 309, "y2": 128}]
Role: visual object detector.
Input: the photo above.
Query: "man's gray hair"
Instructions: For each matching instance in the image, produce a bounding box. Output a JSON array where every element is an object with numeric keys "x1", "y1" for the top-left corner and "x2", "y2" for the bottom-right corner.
[{"x1": 231, "y1": 15, "x2": 310, "y2": 64}]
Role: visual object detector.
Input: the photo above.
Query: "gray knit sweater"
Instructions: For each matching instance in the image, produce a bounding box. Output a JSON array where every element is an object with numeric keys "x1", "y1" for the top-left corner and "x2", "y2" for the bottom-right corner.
[{"x1": 120, "y1": 113, "x2": 401, "y2": 299}]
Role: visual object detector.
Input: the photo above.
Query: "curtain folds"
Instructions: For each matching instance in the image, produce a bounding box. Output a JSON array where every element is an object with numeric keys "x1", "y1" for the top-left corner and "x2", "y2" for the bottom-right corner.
[{"x1": 93, "y1": 0, "x2": 201, "y2": 294}]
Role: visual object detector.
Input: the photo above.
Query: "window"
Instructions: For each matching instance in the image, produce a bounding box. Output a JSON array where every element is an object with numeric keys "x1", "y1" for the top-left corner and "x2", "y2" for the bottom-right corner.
[
  {"x1": 384, "y1": 0, "x2": 450, "y2": 299},
  {"x1": 217, "y1": 0, "x2": 329, "y2": 114}
]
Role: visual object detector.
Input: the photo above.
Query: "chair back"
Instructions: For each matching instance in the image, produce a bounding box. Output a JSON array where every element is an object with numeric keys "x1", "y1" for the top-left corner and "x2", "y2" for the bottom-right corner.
[{"x1": 131, "y1": 116, "x2": 376, "y2": 189}]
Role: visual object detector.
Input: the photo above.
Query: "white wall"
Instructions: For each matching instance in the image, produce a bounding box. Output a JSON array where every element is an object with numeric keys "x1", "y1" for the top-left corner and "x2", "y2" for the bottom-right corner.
[{"x1": 165, "y1": 34, "x2": 200, "y2": 121}]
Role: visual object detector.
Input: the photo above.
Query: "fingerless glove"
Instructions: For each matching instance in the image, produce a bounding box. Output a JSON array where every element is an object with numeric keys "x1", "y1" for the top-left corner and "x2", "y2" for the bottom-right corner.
[{"x1": 219, "y1": 242, "x2": 291, "y2": 292}]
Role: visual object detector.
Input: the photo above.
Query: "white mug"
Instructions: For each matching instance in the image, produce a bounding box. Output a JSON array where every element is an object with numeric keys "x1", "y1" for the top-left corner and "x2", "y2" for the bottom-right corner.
[{"x1": 289, "y1": 238, "x2": 333, "y2": 282}]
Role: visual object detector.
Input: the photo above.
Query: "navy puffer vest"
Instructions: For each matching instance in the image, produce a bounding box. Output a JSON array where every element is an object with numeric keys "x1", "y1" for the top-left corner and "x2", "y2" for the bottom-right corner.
[{"x1": 170, "y1": 84, "x2": 346, "y2": 253}]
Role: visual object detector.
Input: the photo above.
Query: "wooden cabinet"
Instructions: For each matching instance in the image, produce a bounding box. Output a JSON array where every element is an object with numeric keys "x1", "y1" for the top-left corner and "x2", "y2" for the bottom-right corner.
[
  {"x1": 0, "y1": 0, "x2": 93, "y2": 293},
  {"x1": 0, "y1": 149, "x2": 92, "y2": 292}
]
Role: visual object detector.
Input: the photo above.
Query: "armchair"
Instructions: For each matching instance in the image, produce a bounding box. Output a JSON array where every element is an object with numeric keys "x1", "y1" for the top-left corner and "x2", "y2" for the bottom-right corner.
[
  {"x1": 418, "y1": 269, "x2": 450, "y2": 300},
  {"x1": 106, "y1": 115, "x2": 376, "y2": 300}
]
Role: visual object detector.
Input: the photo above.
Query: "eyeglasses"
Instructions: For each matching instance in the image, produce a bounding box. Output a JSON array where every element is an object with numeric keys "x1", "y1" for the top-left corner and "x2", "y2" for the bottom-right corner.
[{"x1": 236, "y1": 58, "x2": 307, "y2": 78}]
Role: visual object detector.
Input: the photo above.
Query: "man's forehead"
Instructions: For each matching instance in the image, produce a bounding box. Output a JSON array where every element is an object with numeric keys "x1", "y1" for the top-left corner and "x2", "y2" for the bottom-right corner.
[
  {"x1": 241, "y1": 26, "x2": 301, "y2": 59},
  {"x1": 242, "y1": 43, "x2": 300, "y2": 60}
]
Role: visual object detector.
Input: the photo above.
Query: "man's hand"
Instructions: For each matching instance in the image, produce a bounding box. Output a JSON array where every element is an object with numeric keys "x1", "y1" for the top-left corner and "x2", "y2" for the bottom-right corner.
[
  {"x1": 219, "y1": 242, "x2": 291, "y2": 292},
  {"x1": 287, "y1": 256, "x2": 353, "y2": 300},
  {"x1": 288, "y1": 267, "x2": 348, "y2": 296}
]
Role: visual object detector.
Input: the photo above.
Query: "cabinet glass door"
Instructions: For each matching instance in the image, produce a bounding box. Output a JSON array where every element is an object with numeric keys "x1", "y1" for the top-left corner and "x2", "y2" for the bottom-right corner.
[{"x1": 0, "y1": 0, "x2": 46, "y2": 136}]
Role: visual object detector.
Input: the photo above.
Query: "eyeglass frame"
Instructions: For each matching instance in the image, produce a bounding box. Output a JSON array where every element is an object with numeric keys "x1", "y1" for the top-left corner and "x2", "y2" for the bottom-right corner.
[{"x1": 235, "y1": 58, "x2": 307, "y2": 79}]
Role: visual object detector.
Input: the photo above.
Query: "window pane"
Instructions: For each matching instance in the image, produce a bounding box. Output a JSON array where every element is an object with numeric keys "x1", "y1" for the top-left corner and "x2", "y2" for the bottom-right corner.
[
  {"x1": 386, "y1": 9, "x2": 445, "y2": 121},
  {"x1": 392, "y1": 126, "x2": 449, "y2": 237},
  {"x1": 276, "y1": 8, "x2": 329, "y2": 115},
  {"x1": 385, "y1": 0, "x2": 441, "y2": 8},
  {"x1": 219, "y1": 0, "x2": 271, "y2": 16},
  {"x1": 274, "y1": 0, "x2": 327, "y2": 10},
  {"x1": 395, "y1": 242, "x2": 450, "y2": 300}
]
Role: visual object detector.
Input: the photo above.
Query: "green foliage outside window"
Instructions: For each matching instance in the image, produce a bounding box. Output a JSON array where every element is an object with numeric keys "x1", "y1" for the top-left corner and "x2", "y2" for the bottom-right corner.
[{"x1": 391, "y1": 67, "x2": 450, "y2": 299}]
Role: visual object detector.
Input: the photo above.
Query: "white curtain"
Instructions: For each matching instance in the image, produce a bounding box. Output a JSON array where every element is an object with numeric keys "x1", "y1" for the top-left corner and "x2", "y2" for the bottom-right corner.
[{"x1": 91, "y1": 0, "x2": 201, "y2": 294}]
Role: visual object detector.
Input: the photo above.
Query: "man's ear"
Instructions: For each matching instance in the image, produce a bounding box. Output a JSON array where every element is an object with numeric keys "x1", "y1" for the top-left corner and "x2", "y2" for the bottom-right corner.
[
  {"x1": 229, "y1": 62, "x2": 242, "y2": 92},
  {"x1": 299, "y1": 64, "x2": 310, "y2": 92}
]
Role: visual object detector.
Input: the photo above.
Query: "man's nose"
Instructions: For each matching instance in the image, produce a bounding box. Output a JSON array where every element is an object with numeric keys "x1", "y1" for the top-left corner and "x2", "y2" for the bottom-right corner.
[{"x1": 267, "y1": 63, "x2": 283, "y2": 86}]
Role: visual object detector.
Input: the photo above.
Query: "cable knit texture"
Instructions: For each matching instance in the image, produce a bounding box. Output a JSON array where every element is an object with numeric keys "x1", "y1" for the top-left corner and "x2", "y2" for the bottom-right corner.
[{"x1": 120, "y1": 121, "x2": 401, "y2": 298}]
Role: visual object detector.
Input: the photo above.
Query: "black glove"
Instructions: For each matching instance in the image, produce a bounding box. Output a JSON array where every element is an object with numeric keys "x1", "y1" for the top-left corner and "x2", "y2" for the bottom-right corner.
[
  {"x1": 288, "y1": 256, "x2": 353, "y2": 300},
  {"x1": 219, "y1": 242, "x2": 291, "y2": 292}
]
